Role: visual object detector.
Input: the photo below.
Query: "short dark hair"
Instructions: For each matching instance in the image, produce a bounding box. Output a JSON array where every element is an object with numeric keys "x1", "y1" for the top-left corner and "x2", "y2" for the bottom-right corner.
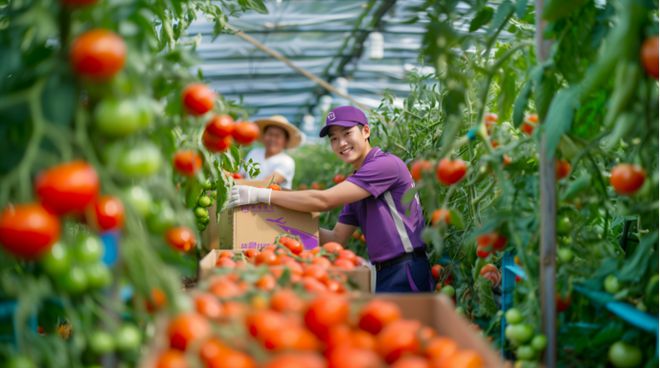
[{"x1": 264, "y1": 125, "x2": 289, "y2": 141}]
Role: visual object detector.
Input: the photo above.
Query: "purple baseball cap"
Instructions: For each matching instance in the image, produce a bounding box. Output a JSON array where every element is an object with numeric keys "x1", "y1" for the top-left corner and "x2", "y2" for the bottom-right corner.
[{"x1": 319, "y1": 105, "x2": 368, "y2": 137}]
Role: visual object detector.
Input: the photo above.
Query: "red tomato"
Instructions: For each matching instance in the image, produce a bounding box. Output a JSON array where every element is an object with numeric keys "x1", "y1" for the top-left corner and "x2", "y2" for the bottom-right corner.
[
  {"x1": 232, "y1": 172, "x2": 243, "y2": 179},
  {"x1": 70, "y1": 29, "x2": 125, "y2": 79},
  {"x1": 641, "y1": 37, "x2": 659, "y2": 80},
  {"x1": 333, "y1": 174, "x2": 346, "y2": 184},
  {"x1": 203, "y1": 130, "x2": 232, "y2": 153},
  {"x1": 232, "y1": 121, "x2": 260, "y2": 145},
  {"x1": 168, "y1": 313, "x2": 211, "y2": 351},
  {"x1": 358, "y1": 299, "x2": 402, "y2": 335},
  {"x1": 165, "y1": 227, "x2": 197, "y2": 252},
  {"x1": 484, "y1": 112, "x2": 498, "y2": 134},
  {"x1": 610, "y1": 164, "x2": 646, "y2": 195},
  {"x1": 410, "y1": 160, "x2": 433, "y2": 182},
  {"x1": 205, "y1": 115, "x2": 235, "y2": 138},
  {"x1": 36, "y1": 161, "x2": 99, "y2": 215},
  {"x1": 476, "y1": 248, "x2": 490, "y2": 258},
  {"x1": 555, "y1": 159, "x2": 571, "y2": 180},
  {"x1": 431, "y1": 264, "x2": 442, "y2": 281},
  {"x1": 182, "y1": 83, "x2": 215, "y2": 116},
  {"x1": 479, "y1": 264, "x2": 501, "y2": 286},
  {"x1": 89, "y1": 195, "x2": 124, "y2": 231},
  {"x1": 477, "y1": 232, "x2": 508, "y2": 252},
  {"x1": 431, "y1": 208, "x2": 451, "y2": 225},
  {"x1": 155, "y1": 349, "x2": 187, "y2": 368},
  {"x1": 279, "y1": 236, "x2": 303, "y2": 255},
  {"x1": 173, "y1": 150, "x2": 202, "y2": 176},
  {"x1": 0, "y1": 204, "x2": 60, "y2": 259},
  {"x1": 377, "y1": 319, "x2": 421, "y2": 363},
  {"x1": 436, "y1": 159, "x2": 467, "y2": 185},
  {"x1": 304, "y1": 295, "x2": 349, "y2": 340}
]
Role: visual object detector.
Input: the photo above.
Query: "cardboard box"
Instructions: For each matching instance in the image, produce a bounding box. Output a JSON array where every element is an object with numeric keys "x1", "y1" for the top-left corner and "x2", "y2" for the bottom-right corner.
[
  {"x1": 201, "y1": 180, "x2": 320, "y2": 251},
  {"x1": 198, "y1": 249, "x2": 373, "y2": 293},
  {"x1": 355, "y1": 294, "x2": 506, "y2": 368}
]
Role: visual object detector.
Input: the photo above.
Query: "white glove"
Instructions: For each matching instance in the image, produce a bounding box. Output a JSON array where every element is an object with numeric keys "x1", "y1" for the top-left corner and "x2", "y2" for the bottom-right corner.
[{"x1": 226, "y1": 185, "x2": 272, "y2": 209}]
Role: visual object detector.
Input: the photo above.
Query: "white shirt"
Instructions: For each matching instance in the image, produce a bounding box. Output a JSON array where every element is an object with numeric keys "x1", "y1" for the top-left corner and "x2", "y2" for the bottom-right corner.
[{"x1": 242, "y1": 147, "x2": 295, "y2": 189}]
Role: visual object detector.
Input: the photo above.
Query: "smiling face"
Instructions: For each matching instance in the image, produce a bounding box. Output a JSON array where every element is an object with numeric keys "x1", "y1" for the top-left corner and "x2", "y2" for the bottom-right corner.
[
  {"x1": 262, "y1": 125, "x2": 289, "y2": 156},
  {"x1": 328, "y1": 124, "x2": 371, "y2": 167}
]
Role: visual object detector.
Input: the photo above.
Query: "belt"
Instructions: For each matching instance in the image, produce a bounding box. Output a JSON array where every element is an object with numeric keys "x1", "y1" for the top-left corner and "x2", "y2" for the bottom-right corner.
[{"x1": 373, "y1": 248, "x2": 427, "y2": 272}]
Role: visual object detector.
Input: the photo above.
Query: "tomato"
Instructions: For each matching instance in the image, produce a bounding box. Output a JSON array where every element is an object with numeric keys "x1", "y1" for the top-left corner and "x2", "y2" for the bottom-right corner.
[
  {"x1": 117, "y1": 142, "x2": 162, "y2": 178},
  {"x1": 89, "y1": 331, "x2": 115, "y2": 354},
  {"x1": 431, "y1": 264, "x2": 442, "y2": 281},
  {"x1": 358, "y1": 299, "x2": 402, "y2": 335},
  {"x1": 304, "y1": 295, "x2": 349, "y2": 340},
  {"x1": 521, "y1": 115, "x2": 538, "y2": 135},
  {"x1": 603, "y1": 275, "x2": 621, "y2": 294},
  {"x1": 531, "y1": 335, "x2": 547, "y2": 352},
  {"x1": 425, "y1": 336, "x2": 458, "y2": 361},
  {"x1": 155, "y1": 349, "x2": 187, "y2": 368},
  {"x1": 135, "y1": 97, "x2": 154, "y2": 128},
  {"x1": 203, "y1": 130, "x2": 233, "y2": 152},
  {"x1": 480, "y1": 263, "x2": 501, "y2": 286},
  {"x1": 608, "y1": 341, "x2": 642, "y2": 368},
  {"x1": 94, "y1": 99, "x2": 142, "y2": 137},
  {"x1": 610, "y1": 164, "x2": 646, "y2": 195},
  {"x1": 165, "y1": 226, "x2": 197, "y2": 252},
  {"x1": 232, "y1": 172, "x2": 243, "y2": 179},
  {"x1": 0, "y1": 204, "x2": 60, "y2": 260},
  {"x1": 89, "y1": 196, "x2": 125, "y2": 231},
  {"x1": 232, "y1": 121, "x2": 260, "y2": 145},
  {"x1": 377, "y1": 319, "x2": 421, "y2": 363},
  {"x1": 515, "y1": 345, "x2": 536, "y2": 360},
  {"x1": 440, "y1": 284, "x2": 455, "y2": 298},
  {"x1": 557, "y1": 247, "x2": 574, "y2": 263},
  {"x1": 267, "y1": 352, "x2": 325, "y2": 368},
  {"x1": 205, "y1": 114, "x2": 235, "y2": 137},
  {"x1": 476, "y1": 247, "x2": 490, "y2": 258},
  {"x1": 41, "y1": 242, "x2": 70, "y2": 275},
  {"x1": 173, "y1": 150, "x2": 202, "y2": 176},
  {"x1": 36, "y1": 161, "x2": 99, "y2": 215},
  {"x1": 70, "y1": 29, "x2": 125, "y2": 79},
  {"x1": 194, "y1": 293, "x2": 223, "y2": 320},
  {"x1": 197, "y1": 196, "x2": 212, "y2": 208},
  {"x1": 641, "y1": 37, "x2": 659, "y2": 80},
  {"x1": 477, "y1": 232, "x2": 507, "y2": 251},
  {"x1": 333, "y1": 174, "x2": 346, "y2": 184},
  {"x1": 168, "y1": 312, "x2": 212, "y2": 351},
  {"x1": 123, "y1": 186, "x2": 153, "y2": 217},
  {"x1": 114, "y1": 324, "x2": 142, "y2": 352},
  {"x1": 506, "y1": 324, "x2": 534, "y2": 345},
  {"x1": 505, "y1": 308, "x2": 523, "y2": 324},
  {"x1": 436, "y1": 158, "x2": 468, "y2": 185},
  {"x1": 556, "y1": 216, "x2": 571, "y2": 235},
  {"x1": 431, "y1": 208, "x2": 451, "y2": 225},
  {"x1": 410, "y1": 159, "x2": 433, "y2": 182},
  {"x1": 84, "y1": 263, "x2": 112, "y2": 289},
  {"x1": 74, "y1": 234, "x2": 104, "y2": 264},
  {"x1": 279, "y1": 236, "x2": 303, "y2": 255},
  {"x1": 182, "y1": 83, "x2": 215, "y2": 116},
  {"x1": 147, "y1": 203, "x2": 176, "y2": 234},
  {"x1": 322, "y1": 242, "x2": 343, "y2": 254},
  {"x1": 555, "y1": 159, "x2": 571, "y2": 180},
  {"x1": 58, "y1": 265, "x2": 88, "y2": 294},
  {"x1": 556, "y1": 293, "x2": 571, "y2": 312},
  {"x1": 503, "y1": 154, "x2": 512, "y2": 166}
]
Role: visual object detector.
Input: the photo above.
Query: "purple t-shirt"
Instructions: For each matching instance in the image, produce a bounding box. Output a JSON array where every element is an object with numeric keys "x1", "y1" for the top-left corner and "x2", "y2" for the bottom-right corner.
[{"x1": 338, "y1": 147, "x2": 425, "y2": 262}]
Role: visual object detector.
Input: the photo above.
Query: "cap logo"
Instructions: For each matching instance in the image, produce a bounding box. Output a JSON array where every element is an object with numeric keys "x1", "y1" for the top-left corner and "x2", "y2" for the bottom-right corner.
[{"x1": 328, "y1": 112, "x2": 336, "y2": 121}]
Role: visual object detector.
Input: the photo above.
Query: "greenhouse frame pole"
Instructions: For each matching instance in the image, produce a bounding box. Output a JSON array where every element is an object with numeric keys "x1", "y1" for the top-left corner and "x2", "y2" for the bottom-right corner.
[{"x1": 535, "y1": 1, "x2": 557, "y2": 367}]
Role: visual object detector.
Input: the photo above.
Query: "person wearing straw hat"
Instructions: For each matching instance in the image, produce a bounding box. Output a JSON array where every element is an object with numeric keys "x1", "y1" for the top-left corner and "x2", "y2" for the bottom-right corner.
[
  {"x1": 228, "y1": 106, "x2": 433, "y2": 293},
  {"x1": 241, "y1": 115, "x2": 303, "y2": 190}
]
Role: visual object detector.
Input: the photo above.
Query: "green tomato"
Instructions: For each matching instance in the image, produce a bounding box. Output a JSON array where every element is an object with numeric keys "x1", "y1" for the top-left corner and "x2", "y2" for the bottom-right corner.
[
  {"x1": 441, "y1": 285, "x2": 455, "y2": 298},
  {"x1": 74, "y1": 235, "x2": 104, "y2": 264},
  {"x1": 84, "y1": 263, "x2": 112, "y2": 289},
  {"x1": 557, "y1": 248, "x2": 574, "y2": 263},
  {"x1": 41, "y1": 242, "x2": 71, "y2": 276},
  {"x1": 197, "y1": 195, "x2": 212, "y2": 208},
  {"x1": 59, "y1": 266, "x2": 88, "y2": 294},
  {"x1": 194, "y1": 207, "x2": 209, "y2": 219},
  {"x1": 202, "y1": 180, "x2": 214, "y2": 190},
  {"x1": 530, "y1": 335, "x2": 547, "y2": 351},
  {"x1": 604, "y1": 275, "x2": 621, "y2": 294},
  {"x1": 135, "y1": 97, "x2": 154, "y2": 129},
  {"x1": 95, "y1": 99, "x2": 142, "y2": 137},
  {"x1": 507, "y1": 324, "x2": 534, "y2": 345},
  {"x1": 505, "y1": 308, "x2": 524, "y2": 325},
  {"x1": 115, "y1": 324, "x2": 142, "y2": 352},
  {"x1": 608, "y1": 341, "x2": 642, "y2": 368},
  {"x1": 516, "y1": 345, "x2": 536, "y2": 361},
  {"x1": 117, "y1": 142, "x2": 162, "y2": 178},
  {"x1": 123, "y1": 186, "x2": 154, "y2": 217},
  {"x1": 147, "y1": 203, "x2": 177, "y2": 234},
  {"x1": 89, "y1": 331, "x2": 115, "y2": 354},
  {"x1": 5, "y1": 356, "x2": 36, "y2": 368},
  {"x1": 557, "y1": 216, "x2": 571, "y2": 235}
]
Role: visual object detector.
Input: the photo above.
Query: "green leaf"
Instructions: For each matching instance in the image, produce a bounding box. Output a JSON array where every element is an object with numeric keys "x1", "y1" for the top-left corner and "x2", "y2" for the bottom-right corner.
[
  {"x1": 515, "y1": 0, "x2": 528, "y2": 18},
  {"x1": 618, "y1": 232, "x2": 658, "y2": 283},
  {"x1": 487, "y1": 0, "x2": 514, "y2": 36},
  {"x1": 449, "y1": 209, "x2": 465, "y2": 230},
  {"x1": 543, "y1": 0, "x2": 588, "y2": 22},
  {"x1": 475, "y1": 277, "x2": 497, "y2": 317},
  {"x1": 41, "y1": 72, "x2": 76, "y2": 128},
  {"x1": 543, "y1": 88, "x2": 579, "y2": 159},
  {"x1": 560, "y1": 173, "x2": 591, "y2": 201},
  {"x1": 469, "y1": 7, "x2": 494, "y2": 32},
  {"x1": 237, "y1": 0, "x2": 268, "y2": 13},
  {"x1": 512, "y1": 78, "x2": 532, "y2": 128},
  {"x1": 534, "y1": 68, "x2": 558, "y2": 121}
]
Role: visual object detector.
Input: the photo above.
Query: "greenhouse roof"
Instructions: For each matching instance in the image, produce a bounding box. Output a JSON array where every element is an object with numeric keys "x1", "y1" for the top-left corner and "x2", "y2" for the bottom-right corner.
[{"x1": 188, "y1": 0, "x2": 438, "y2": 140}]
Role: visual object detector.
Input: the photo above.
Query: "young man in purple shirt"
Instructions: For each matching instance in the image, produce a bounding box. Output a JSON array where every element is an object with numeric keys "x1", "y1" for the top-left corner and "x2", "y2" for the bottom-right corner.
[{"x1": 228, "y1": 105, "x2": 434, "y2": 292}]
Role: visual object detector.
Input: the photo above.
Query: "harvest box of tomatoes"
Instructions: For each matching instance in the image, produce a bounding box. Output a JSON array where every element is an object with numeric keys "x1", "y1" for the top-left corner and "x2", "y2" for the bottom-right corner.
[
  {"x1": 199, "y1": 236, "x2": 373, "y2": 293},
  {"x1": 142, "y1": 273, "x2": 504, "y2": 368}
]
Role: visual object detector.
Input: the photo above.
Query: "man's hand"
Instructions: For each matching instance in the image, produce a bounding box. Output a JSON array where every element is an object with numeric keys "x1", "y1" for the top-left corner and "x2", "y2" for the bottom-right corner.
[{"x1": 226, "y1": 185, "x2": 272, "y2": 208}]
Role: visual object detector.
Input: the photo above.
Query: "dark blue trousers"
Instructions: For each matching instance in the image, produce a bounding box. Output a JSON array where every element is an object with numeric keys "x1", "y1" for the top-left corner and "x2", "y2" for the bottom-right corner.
[{"x1": 375, "y1": 254, "x2": 435, "y2": 292}]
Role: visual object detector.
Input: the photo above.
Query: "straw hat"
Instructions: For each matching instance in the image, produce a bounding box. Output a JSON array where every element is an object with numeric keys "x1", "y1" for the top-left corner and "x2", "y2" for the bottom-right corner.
[{"x1": 253, "y1": 115, "x2": 303, "y2": 149}]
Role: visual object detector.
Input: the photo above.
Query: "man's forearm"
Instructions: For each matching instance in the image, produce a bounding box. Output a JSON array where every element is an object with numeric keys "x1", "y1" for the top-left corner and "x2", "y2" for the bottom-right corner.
[
  {"x1": 270, "y1": 190, "x2": 332, "y2": 212},
  {"x1": 320, "y1": 228, "x2": 336, "y2": 245}
]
